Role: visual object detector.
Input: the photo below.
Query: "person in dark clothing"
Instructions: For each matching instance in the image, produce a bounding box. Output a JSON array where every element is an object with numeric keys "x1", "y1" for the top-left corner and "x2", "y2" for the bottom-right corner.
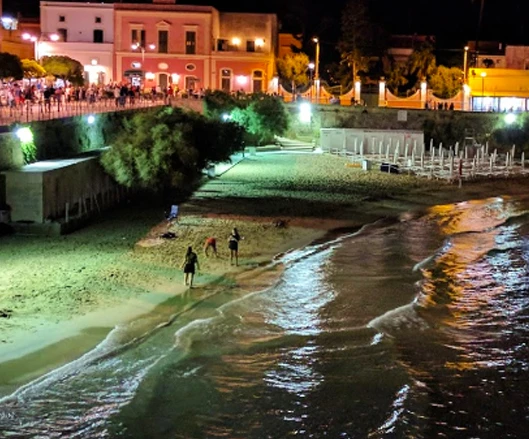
[
  {"x1": 181, "y1": 246, "x2": 199, "y2": 287},
  {"x1": 228, "y1": 228, "x2": 242, "y2": 266}
]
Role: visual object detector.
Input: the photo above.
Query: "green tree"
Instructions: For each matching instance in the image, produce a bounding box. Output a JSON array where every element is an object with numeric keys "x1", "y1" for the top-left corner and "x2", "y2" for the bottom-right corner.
[
  {"x1": 21, "y1": 58, "x2": 47, "y2": 78},
  {"x1": 204, "y1": 89, "x2": 241, "y2": 119},
  {"x1": 276, "y1": 53, "x2": 310, "y2": 93},
  {"x1": 385, "y1": 62, "x2": 409, "y2": 95},
  {"x1": 407, "y1": 42, "x2": 436, "y2": 84},
  {"x1": 429, "y1": 66, "x2": 463, "y2": 99},
  {"x1": 40, "y1": 55, "x2": 84, "y2": 85},
  {"x1": 101, "y1": 107, "x2": 244, "y2": 191},
  {"x1": 338, "y1": 0, "x2": 372, "y2": 81},
  {"x1": 0, "y1": 52, "x2": 23, "y2": 80},
  {"x1": 231, "y1": 95, "x2": 289, "y2": 145}
]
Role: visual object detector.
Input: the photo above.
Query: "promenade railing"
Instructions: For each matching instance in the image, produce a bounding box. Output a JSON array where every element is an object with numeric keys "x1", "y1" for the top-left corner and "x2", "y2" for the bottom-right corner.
[{"x1": 0, "y1": 95, "x2": 169, "y2": 127}]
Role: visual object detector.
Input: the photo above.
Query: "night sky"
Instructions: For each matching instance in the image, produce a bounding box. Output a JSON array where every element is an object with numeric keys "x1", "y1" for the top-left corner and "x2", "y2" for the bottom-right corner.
[{"x1": 4, "y1": 0, "x2": 528, "y2": 53}]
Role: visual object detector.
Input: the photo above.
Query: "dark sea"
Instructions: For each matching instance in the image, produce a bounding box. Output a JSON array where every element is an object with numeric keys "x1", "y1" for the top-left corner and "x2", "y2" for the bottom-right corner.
[{"x1": 2, "y1": 195, "x2": 529, "y2": 438}]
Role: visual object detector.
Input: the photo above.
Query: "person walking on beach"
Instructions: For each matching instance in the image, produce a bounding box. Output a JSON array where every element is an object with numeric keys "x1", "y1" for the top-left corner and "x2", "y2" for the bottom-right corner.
[
  {"x1": 181, "y1": 246, "x2": 199, "y2": 288},
  {"x1": 204, "y1": 236, "x2": 218, "y2": 257},
  {"x1": 228, "y1": 228, "x2": 242, "y2": 266}
]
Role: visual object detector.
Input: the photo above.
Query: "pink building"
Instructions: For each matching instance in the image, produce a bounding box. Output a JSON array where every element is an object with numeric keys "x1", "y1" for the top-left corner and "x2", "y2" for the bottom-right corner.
[{"x1": 114, "y1": 0, "x2": 277, "y2": 93}]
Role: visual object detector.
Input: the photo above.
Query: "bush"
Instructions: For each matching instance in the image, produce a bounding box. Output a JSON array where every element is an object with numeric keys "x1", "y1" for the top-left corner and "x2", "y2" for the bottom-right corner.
[
  {"x1": 207, "y1": 91, "x2": 289, "y2": 145},
  {"x1": 101, "y1": 106, "x2": 244, "y2": 191}
]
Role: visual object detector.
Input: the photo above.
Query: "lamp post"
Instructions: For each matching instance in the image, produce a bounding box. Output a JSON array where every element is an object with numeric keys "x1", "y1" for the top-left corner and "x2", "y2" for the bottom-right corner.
[
  {"x1": 308, "y1": 62, "x2": 314, "y2": 102},
  {"x1": 463, "y1": 46, "x2": 469, "y2": 83},
  {"x1": 22, "y1": 32, "x2": 59, "y2": 60},
  {"x1": 480, "y1": 71, "x2": 486, "y2": 111},
  {"x1": 312, "y1": 37, "x2": 320, "y2": 81},
  {"x1": 312, "y1": 37, "x2": 320, "y2": 103},
  {"x1": 131, "y1": 43, "x2": 156, "y2": 62}
]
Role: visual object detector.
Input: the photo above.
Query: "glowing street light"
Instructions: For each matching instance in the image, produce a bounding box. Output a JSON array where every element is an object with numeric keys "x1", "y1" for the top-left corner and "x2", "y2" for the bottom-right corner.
[
  {"x1": 22, "y1": 32, "x2": 60, "y2": 60},
  {"x1": 131, "y1": 42, "x2": 156, "y2": 61},
  {"x1": 299, "y1": 102, "x2": 312, "y2": 123},
  {"x1": 505, "y1": 113, "x2": 517, "y2": 125},
  {"x1": 16, "y1": 127, "x2": 34, "y2": 143}
]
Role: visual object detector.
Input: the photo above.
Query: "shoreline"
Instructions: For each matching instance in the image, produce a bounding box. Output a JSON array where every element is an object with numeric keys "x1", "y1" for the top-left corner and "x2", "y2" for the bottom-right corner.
[
  {"x1": 0, "y1": 223, "x2": 332, "y2": 397},
  {"x1": 3, "y1": 152, "x2": 529, "y2": 396}
]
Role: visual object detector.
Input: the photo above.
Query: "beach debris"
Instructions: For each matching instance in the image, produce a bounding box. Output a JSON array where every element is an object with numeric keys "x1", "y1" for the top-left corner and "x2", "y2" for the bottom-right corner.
[
  {"x1": 0, "y1": 309, "x2": 13, "y2": 318},
  {"x1": 273, "y1": 219, "x2": 288, "y2": 228}
]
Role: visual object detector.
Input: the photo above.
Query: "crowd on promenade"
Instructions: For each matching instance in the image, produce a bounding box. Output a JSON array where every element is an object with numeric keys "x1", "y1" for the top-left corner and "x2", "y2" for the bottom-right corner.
[
  {"x1": 0, "y1": 80, "x2": 176, "y2": 110},
  {"x1": 0, "y1": 78, "x2": 287, "y2": 124},
  {"x1": 0, "y1": 80, "x2": 196, "y2": 124}
]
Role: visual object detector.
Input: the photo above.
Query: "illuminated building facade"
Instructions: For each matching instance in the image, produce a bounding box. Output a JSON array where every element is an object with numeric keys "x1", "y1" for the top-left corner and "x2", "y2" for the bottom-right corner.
[
  {"x1": 39, "y1": 1, "x2": 114, "y2": 85},
  {"x1": 0, "y1": 0, "x2": 3, "y2": 51},
  {"x1": 114, "y1": 0, "x2": 277, "y2": 92}
]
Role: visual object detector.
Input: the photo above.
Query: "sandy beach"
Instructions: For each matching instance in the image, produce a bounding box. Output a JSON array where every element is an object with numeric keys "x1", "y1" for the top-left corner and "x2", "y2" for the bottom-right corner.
[{"x1": 2, "y1": 152, "x2": 529, "y2": 393}]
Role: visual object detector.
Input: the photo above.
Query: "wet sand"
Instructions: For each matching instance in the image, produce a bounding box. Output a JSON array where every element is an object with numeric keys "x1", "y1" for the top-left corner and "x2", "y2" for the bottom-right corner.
[{"x1": 2, "y1": 152, "x2": 529, "y2": 394}]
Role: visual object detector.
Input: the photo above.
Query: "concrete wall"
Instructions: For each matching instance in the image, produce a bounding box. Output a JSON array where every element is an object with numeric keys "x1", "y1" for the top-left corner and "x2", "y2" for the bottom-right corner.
[
  {"x1": 287, "y1": 104, "x2": 520, "y2": 149},
  {"x1": 4, "y1": 155, "x2": 118, "y2": 223},
  {"x1": 4, "y1": 170, "x2": 43, "y2": 222},
  {"x1": 0, "y1": 132, "x2": 24, "y2": 171}
]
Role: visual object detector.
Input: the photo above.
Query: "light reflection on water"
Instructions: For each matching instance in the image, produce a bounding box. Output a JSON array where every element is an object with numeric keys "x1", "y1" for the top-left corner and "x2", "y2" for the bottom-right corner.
[{"x1": 2, "y1": 196, "x2": 529, "y2": 437}]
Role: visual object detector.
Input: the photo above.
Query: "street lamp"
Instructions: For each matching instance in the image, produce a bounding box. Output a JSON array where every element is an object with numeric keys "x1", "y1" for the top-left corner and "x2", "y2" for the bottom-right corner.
[
  {"x1": 312, "y1": 37, "x2": 320, "y2": 81},
  {"x1": 308, "y1": 62, "x2": 314, "y2": 101},
  {"x1": 480, "y1": 71, "x2": 486, "y2": 111},
  {"x1": 463, "y1": 46, "x2": 469, "y2": 83},
  {"x1": 22, "y1": 32, "x2": 59, "y2": 60},
  {"x1": 131, "y1": 43, "x2": 156, "y2": 62},
  {"x1": 312, "y1": 37, "x2": 320, "y2": 103}
]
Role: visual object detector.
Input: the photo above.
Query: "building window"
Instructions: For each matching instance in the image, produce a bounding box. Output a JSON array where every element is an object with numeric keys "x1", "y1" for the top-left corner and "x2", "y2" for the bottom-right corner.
[
  {"x1": 252, "y1": 70, "x2": 264, "y2": 93},
  {"x1": 57, "y1": 28, "x2": 67, "y2": 42},
  {"x1": 95, "y1": 17, "x2": 101, "y2": 24},
  {"x1": 59, "y1": 15, "x2": 65, "y2": 22},
  {"x1": 246, "y1": 40, "x2": 255, "y2": 52},
  {"x1": 185, "y1": 76, "x2": 198, "y2": 93},
  {"x1": 158, "y1": 30, "x2": 168, "y2": 53},
  {"x1": 217, "y1": 39, "x2": 228, "y2": 51},
  {"x1": 131, "y1": 29, "x2": 145, "y2": 47},
  {"x1": 93, "y1": 29, "x2": 104, "y2": 43},
  {"x1": 185, "y1": 31, "x2": 196, "y2": 55},
  {"x1": 221, "y1": 69, "x2": 231, "y2": 92}
]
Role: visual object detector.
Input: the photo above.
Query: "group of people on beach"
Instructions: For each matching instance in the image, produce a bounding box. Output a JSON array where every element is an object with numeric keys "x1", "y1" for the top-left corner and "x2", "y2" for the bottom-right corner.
[{"x1": 181, "y1": 228, "x2": 242, "y2": 288}]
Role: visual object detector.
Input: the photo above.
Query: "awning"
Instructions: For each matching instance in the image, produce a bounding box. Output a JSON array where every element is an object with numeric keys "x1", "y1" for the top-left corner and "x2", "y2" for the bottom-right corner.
[{"x1": 123, "y1": 69, "x2": 144, "y2": 77}]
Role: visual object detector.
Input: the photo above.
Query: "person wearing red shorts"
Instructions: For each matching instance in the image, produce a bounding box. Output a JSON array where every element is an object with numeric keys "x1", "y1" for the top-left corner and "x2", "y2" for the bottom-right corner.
[{"x1": 204, "y1": 237, "x2": 218, "y2": 257}]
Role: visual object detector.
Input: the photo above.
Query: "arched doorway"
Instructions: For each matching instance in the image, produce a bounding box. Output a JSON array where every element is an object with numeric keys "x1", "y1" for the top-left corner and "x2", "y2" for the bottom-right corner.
[
  {"x1": 221, "y1": 69, "x2": 232, "y2": 92},
  {"x1": 159, "y1": 73, "x2": 169, "y2": 90},
  {"x1": 252, "y1": 70, "x2": 264, "y2": 93},
  {"x1": 185, "y1": 76, "x2": 198, "y2": 94}
]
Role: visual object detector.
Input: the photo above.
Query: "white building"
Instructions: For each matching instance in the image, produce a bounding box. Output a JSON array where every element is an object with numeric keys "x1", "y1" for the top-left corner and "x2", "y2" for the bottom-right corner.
[{"x1": 40, "y1": 1, "x2": 114, "y2": 85}]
